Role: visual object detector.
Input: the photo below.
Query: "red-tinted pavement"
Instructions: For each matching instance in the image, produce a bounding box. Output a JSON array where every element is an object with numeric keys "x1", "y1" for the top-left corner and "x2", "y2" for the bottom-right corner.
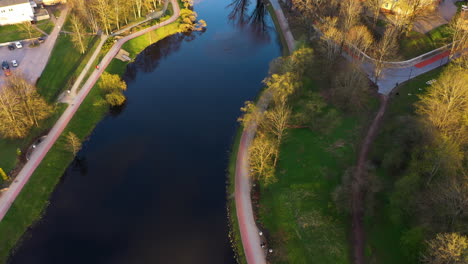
[
  {"x1": 0, "y1": 0, "x2": 180, "y2": 222},
  {"x1": 414, "y1": 50, "x2": 450, "y2": 68}
]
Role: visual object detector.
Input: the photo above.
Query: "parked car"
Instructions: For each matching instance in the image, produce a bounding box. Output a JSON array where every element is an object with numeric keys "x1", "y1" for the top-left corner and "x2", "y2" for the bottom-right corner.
[
  {"x1": 11, "y1": 60, "x2": 18, "y2": 67},
  {"x1": 8, "y1": 44, "x2": 15, "y2": 50},
  {"x1": 38, "y1": 36, "x2": 46, "y2": 43},
  {"x1": 2, "y1": 61, "x2": 11, "y2": 76},
  {"x1": 15, "y1": 41, "x2": 23, "y2": 49},
  {"x1": 2, "y1": 61, "x2": 9, "y2": 70}
]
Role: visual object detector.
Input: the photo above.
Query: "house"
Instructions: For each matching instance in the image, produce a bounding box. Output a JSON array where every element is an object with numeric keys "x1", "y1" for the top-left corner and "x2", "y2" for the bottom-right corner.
[
  {"x1": 380, "y1": 0, "x2": 439, "y2": 15},
  {"x1": 0, "y1": 0, "x2": 35, "y2": 26}
]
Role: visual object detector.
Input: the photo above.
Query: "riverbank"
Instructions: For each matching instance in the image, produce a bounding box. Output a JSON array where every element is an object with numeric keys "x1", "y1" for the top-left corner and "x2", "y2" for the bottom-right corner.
[
  {"x1": 0, "y1": 4, "x2": 184, "y2": 262},
  {"x1": 226, "y1": 1, "x2": 292, "y2": 262}
]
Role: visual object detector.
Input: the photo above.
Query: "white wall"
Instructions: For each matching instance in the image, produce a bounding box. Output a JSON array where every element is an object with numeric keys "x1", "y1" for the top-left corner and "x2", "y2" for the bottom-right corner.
[{"x1": 0, "y1": 3, "x2": 34, "y2": 26}]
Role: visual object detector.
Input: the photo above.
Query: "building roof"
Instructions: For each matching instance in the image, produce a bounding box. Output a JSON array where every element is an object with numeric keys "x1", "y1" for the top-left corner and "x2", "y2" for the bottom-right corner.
[{"x1": 0, "y1": 0, "x2": 30, "y2": 8}]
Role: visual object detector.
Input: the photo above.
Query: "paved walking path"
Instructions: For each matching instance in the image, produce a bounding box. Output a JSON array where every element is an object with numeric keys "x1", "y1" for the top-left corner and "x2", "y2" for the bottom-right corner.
[
  {"x1": 234, "y1": 2, "x2": 297, "y2": 263},
  {"x1": 0, "y1": 0, "x2": 180, "y2": 223},
  {"x1": 59, "y1": 35, "x2": 108, "y2": 103},
  {"x1": 269, "y1": 0, "x2": 295, "y2": 53}
]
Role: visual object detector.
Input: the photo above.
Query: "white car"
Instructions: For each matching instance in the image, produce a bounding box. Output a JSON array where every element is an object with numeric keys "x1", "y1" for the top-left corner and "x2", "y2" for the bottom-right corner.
[
  {"x1": 11, "y1": 60, "x2": 18, "y2": 67},
  {"x1": 15, "y1": 41, "x2": 22, "y2": 49}
]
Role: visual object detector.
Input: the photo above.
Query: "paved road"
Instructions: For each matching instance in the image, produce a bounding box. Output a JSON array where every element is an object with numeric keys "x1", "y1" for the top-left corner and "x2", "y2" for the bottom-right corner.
[
  {"x1": 0, "y1": 5, "x2": 69, "y2": 88},
  {"x1": 0, "y1": 0, "x2": 180, "y2": 223}
]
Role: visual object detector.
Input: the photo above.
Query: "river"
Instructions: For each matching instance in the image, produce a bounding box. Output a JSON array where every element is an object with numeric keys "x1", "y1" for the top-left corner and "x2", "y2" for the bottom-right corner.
[{"x1": 8, "y1": 0, "x2": 281, "y2": 263}]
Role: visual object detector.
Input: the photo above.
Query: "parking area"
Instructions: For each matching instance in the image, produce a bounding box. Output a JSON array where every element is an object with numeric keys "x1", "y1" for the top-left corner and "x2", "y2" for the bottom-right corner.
[
  {"x1": 0, "y1": 42, "x2": 29, "y2": 81},
  {"x1": 0, "y1": 5, "x2": 69, "y2": 90}
]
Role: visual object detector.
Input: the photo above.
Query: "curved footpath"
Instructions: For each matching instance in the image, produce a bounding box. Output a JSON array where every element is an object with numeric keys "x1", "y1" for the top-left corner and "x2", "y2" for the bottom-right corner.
[
  {"x1": 0, "y1": 0, "x2": 181, "y2": 222},
  {"x1": 234, "y1": 2, "x2": 295, "y2": 263}
]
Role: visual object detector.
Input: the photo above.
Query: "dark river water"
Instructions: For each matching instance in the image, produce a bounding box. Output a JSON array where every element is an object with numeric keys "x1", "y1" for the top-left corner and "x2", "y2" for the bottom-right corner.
[{"x1": 8, "y1": 0, "x2": 281, "y2": 263}]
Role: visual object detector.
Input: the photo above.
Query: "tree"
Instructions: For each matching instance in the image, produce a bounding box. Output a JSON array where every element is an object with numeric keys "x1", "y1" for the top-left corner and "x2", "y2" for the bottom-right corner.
[
  {"x1": 105, "y1": 91, "x2": 127, "y2": 106},
  {"x1": 98, "y1": 72, "x2": 127, "y2": 106},
  {"x1": 238, "y1": 101, "x2": 263, "y2": 128},
  {"x1": 363, "y1": 0, "x2": 384, "y2": 27},
  {"x1": 263, "y1": 72, "x2": 300, "y2": 106},
  {"x1": 319, "y1": 16, "x2": 343, "y2": 68},
  {"x1": 0, "y1": 75, "x2": 52, "y2": 139},
  {"x1": 20, "y1": 21, "x2": 34, "y2": 40},
  {"x1": 449, "y1": 14, "x2": 468, "y2": 60},
  {"x1": 416, "y1": 66, "x2": 468, "y2": 147},
  {"x1": 345, "y1": 25, "x2": 374, "y2": 62},
  {"x1": 7, "y1": 74, "x2": 52, "y2": 127},
  {"x1": 373, "y1": 26, "x2": 398, "y2": 82},
  {"x1": 262, "y1": 103, "x2": 291, "y2": 166},
  {"x1": 181, "y1": 0, "x2": 193, "y2": 9},
  {"x1": 69, "y1": 13, "x2": 87, "y2": 54},
  {"x1": 421, "y1": 233, "x2": 468, "y2": 264},
  {"x1": 179, "y1": 9, "x2": 198, "y2": 32},
  {"x1": 65, "y1": 132, "x2": 82, "y2": 155},
  {"x1": 91, "y1": 0, "x2": 113, "y2": 34},
  {"x1": 331, "y1": 63, "x2": 370, "y2": 111},
  {"x1": 0, "y1": 168, "x2": 9, "y2": 181},
  {"x1": 392, "y1": 0, "x2": 436, "y2": 35},
  {"x1": 249, "y1": 132, "x2": 276, "y2": 185},
  {"x1": 339, "y1": 0, "x2": 362, "y2": 33}
]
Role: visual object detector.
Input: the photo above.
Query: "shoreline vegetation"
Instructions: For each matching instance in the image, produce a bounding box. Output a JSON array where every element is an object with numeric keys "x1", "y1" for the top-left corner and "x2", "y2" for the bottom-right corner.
[{"x1": 0, "y1": 0, "x2": 203, "y2": 261}]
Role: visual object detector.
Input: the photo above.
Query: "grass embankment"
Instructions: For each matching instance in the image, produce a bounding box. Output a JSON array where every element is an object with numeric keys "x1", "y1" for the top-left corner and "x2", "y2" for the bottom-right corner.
[
  {"x1": 365, "y1": 68, "x2": 444, "y2": 264},
  {"x1": 258, "y1": 78, "x2": 374, "y2": 263},
  {"x1": 399, "y1": 25, "x2": 452, "y2": 59},
  {"x1": 36, "y1": 20, "x2": 55, "y2": 35},
  {"x1": 0, "y1": 6, "x2": 182, "y2": 262}
]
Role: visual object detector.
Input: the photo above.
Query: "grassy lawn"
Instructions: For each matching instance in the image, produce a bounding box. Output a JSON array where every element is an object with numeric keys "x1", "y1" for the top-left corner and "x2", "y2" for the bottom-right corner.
[
  {"x1": 36, "y1": 20, "x2": 55, "y2": 35},
  {"x1": 257, "y1": 78, "x2": 372, "y2": 263},
  {"x1": 399, "y1": 25, "x2": 452, "y2": 59},
  {"x1": 0, "y1": 24, "x2": 43, "y2": 43},
  {"x1": 365, "y1": 67, "x2": 445, "y2": 264},
  {"x1": 0, "y1": 9, "x2": 184, "y2": 262},
  {"x1": 37, "y1": 34, "x2": 100, "y2": 102}
]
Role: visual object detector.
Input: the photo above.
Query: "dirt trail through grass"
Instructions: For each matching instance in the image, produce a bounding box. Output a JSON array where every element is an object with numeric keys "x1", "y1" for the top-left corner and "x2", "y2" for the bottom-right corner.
[{"x1": 351, "y1": 95, "x2": 389, "y2": 264}]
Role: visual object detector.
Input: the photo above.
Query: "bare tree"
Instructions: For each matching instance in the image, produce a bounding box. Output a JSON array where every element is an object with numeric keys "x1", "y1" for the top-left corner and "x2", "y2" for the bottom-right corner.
[
  {"x1": 20, "y1": 21, "x2": 35, "y2": 40},
  {"x1": 339, "y1": 0, "x2": 362, "y2": 33},
  {"x1": 449, "y1": 14, "x2": 468, "y2": 60},
  {"x1": 373, "y1": 26, "x2": 398, "y2": 82},
  {"x1": 262, "y1": 103, "x2": 291, "y2": 166},
  {"x1": 363, "y1": 0, "x2": 384, "y2": 27},
  {"x1": 249, "y1": 132, "x2": 277, "y2": 185},
  {"x1": 65, "y1": 132, "x2": 82, "y2": 155},
  {"x1": 69, "y1": 13, "x2": 87, "y2": 54},
  {"x1": 331, "y1": 63, "x2": 371, "y2": 111}
]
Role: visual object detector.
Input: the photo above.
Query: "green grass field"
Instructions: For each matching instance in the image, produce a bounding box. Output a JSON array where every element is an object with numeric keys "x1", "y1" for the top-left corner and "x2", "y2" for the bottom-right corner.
[
  {"x1": 256, "y1": 78, "x2": 375, "y2": 263},
  {"x1": 0, "y1": 24, "x2": 43, "y2": 43},
  {"x1": 36, "y1": 20, "x2": 55, "y2": 35},
  {"x1": 399, "y1": 25, "x2": 452, "y2": 59},
  {"x1": 37, "y1": 34, "x2": 100, "y2": 102},
  {"x1": 365, "y1": 67, "x2": 445, "y2": 264}
]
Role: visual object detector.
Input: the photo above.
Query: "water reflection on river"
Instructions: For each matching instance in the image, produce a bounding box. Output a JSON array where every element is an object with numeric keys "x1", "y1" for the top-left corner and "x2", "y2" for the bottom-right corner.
[{"x1": 8, "y1": 0, "x2": 281, "y2": 263}]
